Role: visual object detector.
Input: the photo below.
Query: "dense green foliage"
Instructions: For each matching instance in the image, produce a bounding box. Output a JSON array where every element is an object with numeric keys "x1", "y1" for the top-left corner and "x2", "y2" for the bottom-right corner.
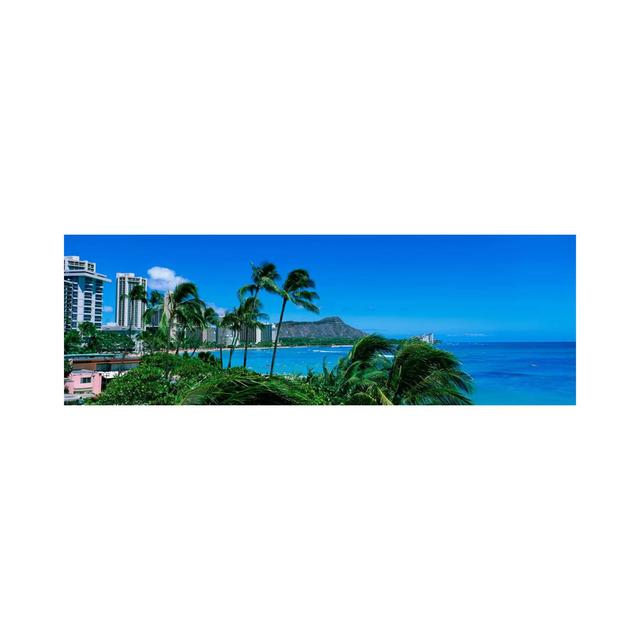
[
  {"x1": 92, "y1": 336, "x2": 473, "y2": 405},
  {"x1": 64, "y1": 328, "x2": 135, "y2": 354},
  {"x1": 139, "y1": 328, "x2": 167, "y2": 354},
  {"x1": 95, "y1": 353, "x2": 222, "y2": 405},
  {"x1": 181, "y1": 369, "x2": 324, "y2": 405},
  {"x1": 94, "y1": 351, "x2": 322, "y2": 405},
  {"x1": 303, "y1": 335, "x2": 473, "y2": 405},
  {"x1": 94, "y1": 366, "x2": 175, "y2": 405}
]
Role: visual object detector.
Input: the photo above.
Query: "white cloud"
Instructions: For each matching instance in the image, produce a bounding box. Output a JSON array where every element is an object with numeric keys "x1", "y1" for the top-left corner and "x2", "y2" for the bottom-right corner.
[
  {"x1": 206, "y1": 302, "x2": 226, "y2": 316},
  {"x1": 147, "y1": 266, "x2": 188, "y2": 292},
  {"x1": 103, "y1": 305, "x2": 113, "y2": 313}
]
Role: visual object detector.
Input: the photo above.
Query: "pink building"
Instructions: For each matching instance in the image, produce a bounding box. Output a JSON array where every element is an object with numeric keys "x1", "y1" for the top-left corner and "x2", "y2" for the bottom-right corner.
[{"x1": 64, "y1": 369, "x2": 104, "y2": 400}]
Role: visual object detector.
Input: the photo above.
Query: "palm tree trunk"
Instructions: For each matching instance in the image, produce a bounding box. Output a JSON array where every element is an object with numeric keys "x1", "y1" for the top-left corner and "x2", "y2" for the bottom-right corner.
[
  {"x1": 166, "y1": 316, "x2": 172, "y2": 352},
  {"x1": 243, "y1": 290, "x2": 260, "y2": 368},
  {"x1": 242, "y1": 326, "x2": 250, "y2": 368},
  {"x1": 228, "y1": 333, "x2": 238, "y2": 369},
  {"x1": 174, "y1": 325, "x2": 182, "y2": 355},
  {"x1": 269, "y1": 298, "x2": 287, "y2": 377},
  {"x1": 120, "y1": 308, "x2": 133, "y2": 376}
]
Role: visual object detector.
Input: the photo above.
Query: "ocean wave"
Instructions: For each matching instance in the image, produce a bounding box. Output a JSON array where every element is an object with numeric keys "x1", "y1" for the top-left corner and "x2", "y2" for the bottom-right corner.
[{"x1": 483, "y1": 371, "x2": 533, "y2": 378}]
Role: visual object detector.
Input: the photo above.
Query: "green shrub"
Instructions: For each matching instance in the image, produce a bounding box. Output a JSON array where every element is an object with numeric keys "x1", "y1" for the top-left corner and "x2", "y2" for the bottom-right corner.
[{"x1": 95, "y1": 366, "x2": 174, "y2": 405}]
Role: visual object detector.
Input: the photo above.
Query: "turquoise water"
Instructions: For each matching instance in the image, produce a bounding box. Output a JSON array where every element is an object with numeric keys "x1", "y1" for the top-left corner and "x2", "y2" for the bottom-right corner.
[{"x1": 214, "y1": 342, "x2": 576, "y2": 405}]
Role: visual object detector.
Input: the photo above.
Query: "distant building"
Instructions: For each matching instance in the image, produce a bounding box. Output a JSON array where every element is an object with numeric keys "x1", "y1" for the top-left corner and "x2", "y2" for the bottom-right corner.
[
  {"x1": 217, "y1": 326, "x2": 236, "y2": 346},
  {"x1": 238, "y1": 323, "x2": 273, "y2": 345},
  {"x1": 191, "y1": 320, "x2": 273, "y2": 347},
  {"x1": 115, "y1": 273, "x2": 147, "y2": 330},
  {"x1": 239, "y1": 325, "x2": 259, "y2": 344},
  {"x1": 64, "y1": 256, "x2": 111, "y2": 330},
  {"x1": 184, "y1": 325, "x2": 218, "y2": 344},
  {"x1": 419, "y1": 332, "x2": 435, "y2": 344},
  {"x1": 204, "y1": 325, "x2": 218, "y2": 343},
  {"x1": 260, "y1": 323, "x2": 275, "y2": 344}
]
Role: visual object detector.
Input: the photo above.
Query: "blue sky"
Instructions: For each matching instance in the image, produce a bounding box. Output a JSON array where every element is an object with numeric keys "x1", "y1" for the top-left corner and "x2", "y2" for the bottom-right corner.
[{"x1": 64, "y1": 235, "x2": 576, "y2": 341}]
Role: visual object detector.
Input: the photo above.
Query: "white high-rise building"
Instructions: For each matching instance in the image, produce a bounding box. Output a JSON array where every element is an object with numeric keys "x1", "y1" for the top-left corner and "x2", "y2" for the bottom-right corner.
[
  {"x1": 115, "y1": 273, "x2": 148, "y2": 330},
  {"x1": 64, "y1": 256, "x2": 111, "y2": 330}
]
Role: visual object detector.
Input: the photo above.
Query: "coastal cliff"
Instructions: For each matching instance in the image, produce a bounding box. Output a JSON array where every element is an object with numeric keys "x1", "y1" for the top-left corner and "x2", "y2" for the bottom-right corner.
[{"x1": 278, "y1": 316, "x2": 366, "y2": 339}]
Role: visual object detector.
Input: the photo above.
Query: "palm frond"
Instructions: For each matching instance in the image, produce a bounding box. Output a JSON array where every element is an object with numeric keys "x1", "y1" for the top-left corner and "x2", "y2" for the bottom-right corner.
[
  {"x1": 347, "y1": 334, "x2": 394, "y2": 367},
  {"x1": 295, "y1": 290, "x2": 319, "y2": 302},
  {"x1": 295, "y1": 300, "x2": 320, "y2": 313},
  {"x1": 172, "y1": 282, "x2": 199, "y2": 303},
  {"x1": 180, "y1": 370, "x2": 323, "y2": 405},
  {"x1": 390, "y1": 342, "x2": 473, "y2": 404},
  {"x1": 238, "y1": 284, "x2": 257, "y2": 299},
  {"x1": 283, "y1": 269, "x2": 316, "y2": 292}
]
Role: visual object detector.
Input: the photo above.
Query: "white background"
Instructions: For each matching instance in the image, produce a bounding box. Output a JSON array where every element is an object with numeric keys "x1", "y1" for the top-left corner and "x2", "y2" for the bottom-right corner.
[{"x1": 1, "y1": 1, "x2": 639, "y2": 638}]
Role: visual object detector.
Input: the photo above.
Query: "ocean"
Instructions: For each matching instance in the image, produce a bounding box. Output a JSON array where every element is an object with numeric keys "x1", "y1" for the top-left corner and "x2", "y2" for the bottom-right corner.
[{"x1": 219, "y1": 341, "x2": 576, "y2": 405}]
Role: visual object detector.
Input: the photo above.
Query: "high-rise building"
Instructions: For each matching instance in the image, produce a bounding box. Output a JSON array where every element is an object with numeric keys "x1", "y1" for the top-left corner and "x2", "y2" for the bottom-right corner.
[
  {"x1": 236, "y1": 323, "x2": 273, "y2": 345},
  {"x1": 217, "y1": 326, "x2": 236, "y2": 346},
  {"x1": 265, "y1": 323, "x2": 276, "y2": 344},
  {"x1": 184, "y1": 325, "x2": 218, "y2": 345},
  {"x1": 115, "y1": 273, "x2": 148, "y2": 330},
  {"x1": 64, "y1": 279, "x2": 77, "y2": 331},
  {"x1": 64, "y1": 256, "x2": 111, "y2": 330}
]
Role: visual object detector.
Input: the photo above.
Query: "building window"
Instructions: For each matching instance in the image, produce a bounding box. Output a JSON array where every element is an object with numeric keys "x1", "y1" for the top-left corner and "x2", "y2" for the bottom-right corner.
[{"x1": 80, "y1": 377, "x2": 92, "y2": 384}]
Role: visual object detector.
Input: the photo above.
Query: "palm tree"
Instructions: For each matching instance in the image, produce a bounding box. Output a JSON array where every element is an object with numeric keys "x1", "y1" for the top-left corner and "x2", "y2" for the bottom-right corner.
[
  {"x1": 138, "y1": 290, "x2": 166, "y2": 354},
  {"x1": 316, "y1": 335, "x2": 473, "y2": 405},
  {"x1": 159, "y1": 282, "x2": 204, "y2": 353},
  {"x1": 237, "y1": 296, "x2": 269, "y2": 368},
  {"x1": 174, "y1": 302, "x2": 206, "y2": 355},
  {"x1": 269, "y1": 269, "x2": 320, "y2": 376},
  {"x1": 116, "y1": 283, "x2": 146, "y2": 373},
  {"x1": 216, "y1": 315, "x2": 229, "y2": 364},
  {"x1": 126, "y1": 284, "x2": 148, "y2": 336},
  {"x1": 220, "y1": 308, "x2": 243, "y2": 368},
  {"x1": 189, "y1": 305, "x2": 219, "y2": 355},
  {"x1": 239, "y1": 262, "x2": 282, "y2": 368},
  {"x1": 142, "y1": 290, "x2": 164, "y2": 327},
  {"x1": 386, "y1": 339, "x2": 473, "y2": 404},
  {"x1": 202, "y1": 306, "x2": 220, "y2": 341}
]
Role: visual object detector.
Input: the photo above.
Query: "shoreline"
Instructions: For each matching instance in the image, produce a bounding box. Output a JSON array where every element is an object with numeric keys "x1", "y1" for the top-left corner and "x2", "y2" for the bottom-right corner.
[
  {"x1": 65, "y1": 344, "x2": 355, "y2": 360},
  {"x1": 178, "y1": 344, "x2": 355, "y2": 355}
]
